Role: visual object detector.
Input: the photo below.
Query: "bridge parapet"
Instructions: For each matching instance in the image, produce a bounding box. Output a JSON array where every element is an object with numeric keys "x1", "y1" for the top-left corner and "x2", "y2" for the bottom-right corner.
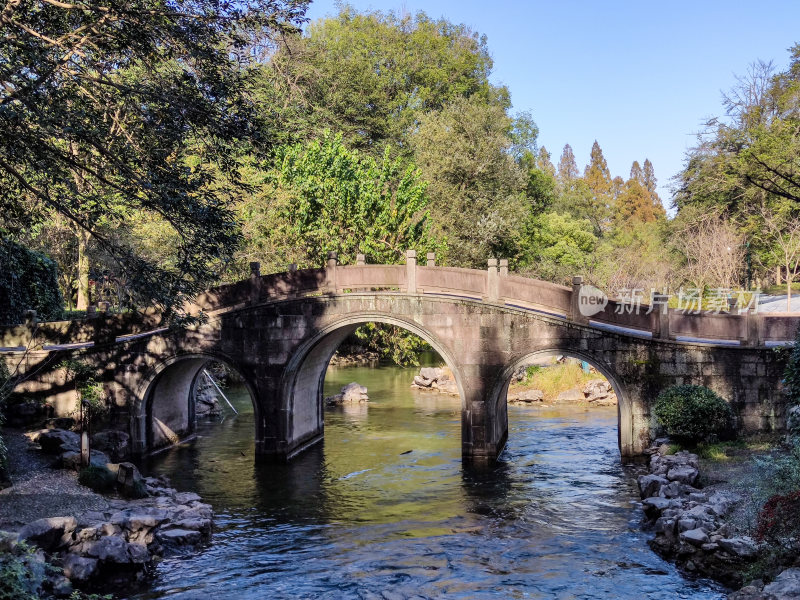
[{"x1": 2, "y1": 254, "x2": 800, "y2": 351}]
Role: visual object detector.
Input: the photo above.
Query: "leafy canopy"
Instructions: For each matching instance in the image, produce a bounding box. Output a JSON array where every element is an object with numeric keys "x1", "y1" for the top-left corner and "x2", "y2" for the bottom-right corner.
[{"x1": 0, "y1": 0, "x2": 308, "y2": 314}]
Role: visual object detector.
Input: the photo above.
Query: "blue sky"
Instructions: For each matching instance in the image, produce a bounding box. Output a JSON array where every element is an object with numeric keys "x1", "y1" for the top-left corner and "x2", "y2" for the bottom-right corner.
[{"x1": 304, "y1": 0, "x2": 800, "y2": 209}]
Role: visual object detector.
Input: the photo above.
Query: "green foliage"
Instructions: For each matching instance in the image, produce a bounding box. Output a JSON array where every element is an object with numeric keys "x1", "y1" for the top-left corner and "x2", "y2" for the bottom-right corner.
[
  {"x1": 241, "y1": 133, "x2": 443, "y2": 269},
  {"x1": 519, "y1": 212, "x2": 597, "y2": 283},
  {"x1": 0, "y1": 239, "x2": 63, "y2": 325},
  {"x1": 353, "y1": 323, "x2": 431, "y2": 367},
  {"x1": 412, "y1": 95, "x2": 528, "y2": 267},
  {"x1": 263, "y1": 6, "x2": 498, "y2": 153},
  {"x1": 0, "y1": 0, "x2": 308, "y2": 315},
  {"x1": 0, "y1": 540, "x2": 43, "y2": 600},
  {"x1": 59, "y1": 360, "x2": 108, "y2": 424},
  {"x1": 654, "y1": 385, "x2": 733, "y2": 443},
  {"x1": 78, "y1": 465, "x2": 116, "y2": 493}
]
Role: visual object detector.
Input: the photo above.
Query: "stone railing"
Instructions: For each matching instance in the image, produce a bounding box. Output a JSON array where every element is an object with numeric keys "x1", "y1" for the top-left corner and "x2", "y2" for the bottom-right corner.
[{"x1": 2, "y1": 250, "x2": 799, "y2": 351}]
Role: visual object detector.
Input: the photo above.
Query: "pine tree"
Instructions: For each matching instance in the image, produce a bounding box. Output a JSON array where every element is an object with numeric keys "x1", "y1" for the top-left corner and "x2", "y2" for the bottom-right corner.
[
  {"x1": 630, "y1": 160, "x2": 644, "y2": 184},
  {"x1": 557, "y1": 144, "x2": 579, "y2": 184},
  {"x1": 582, "y1": 141, "x2": 612, "y2": 232},
  {"x1": 537, "y1": 146, "x2": 556, "y2": 177}
]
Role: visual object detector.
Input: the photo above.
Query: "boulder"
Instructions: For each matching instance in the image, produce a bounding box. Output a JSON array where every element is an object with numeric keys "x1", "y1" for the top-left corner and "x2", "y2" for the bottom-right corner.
[
  {"x1": 91, "y1": 430, "x2": 131, "y2": 462},
  {"x1": 413, "y1": 375, "x2": 433, "y2": 388},
  {"x1": 82, "y1": 535, "x2": 150, "y2": 564},
  {"x1": 583, "y1": 379, "x2": 615, "y2": 402},
  {"x1": 517, "y1": 389, "x2": 544, "y2": 403},
  {"x1": 419, "y1": 367, "x2": 444, "y2": 381},
  {"x1": 666, "y1": 465, "x2": 699, "y2": 486},
  {"x1": 762, "y1": 568, "x2": 800, "y2": 598},
  {"x1": 680, "y1": 528, "x2": 710, "y2": 546},
  {"x1": 61, "y1": 554, "x2": 99, "y2": 583},
  {"x1": 555, "y1": 389, "x2": 584, "y2": 403},
  {"x1": 18, "y1": 517, "x2": 77, "y2": 552},
  {"x1": 638, "y1": 474, "x2": 668, "y2": 499},
  {"x1": 59, "y1": 449, "x2": 110, "y2": 471},
  {"x1": 38, "y1": 429, "x2": 80, "y2": 454},
  {"x1": 157, "y1": 528, "x2": 203, "y2": 545},
  {"x1": 718, "y1": 536, "x2": 758, "y2": 559}
]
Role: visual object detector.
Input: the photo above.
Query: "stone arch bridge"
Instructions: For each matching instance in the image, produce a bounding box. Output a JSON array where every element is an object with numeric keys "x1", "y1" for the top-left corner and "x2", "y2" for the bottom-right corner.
[{"x1": 3, "y1": 252, "x2": 797, "y2": 465}]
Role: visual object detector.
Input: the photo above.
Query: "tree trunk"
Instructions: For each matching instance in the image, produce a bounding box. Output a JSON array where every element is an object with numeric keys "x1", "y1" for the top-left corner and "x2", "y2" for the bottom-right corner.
[{"x1": 76, "y1": 228, "x2": 90, "y2": 311}]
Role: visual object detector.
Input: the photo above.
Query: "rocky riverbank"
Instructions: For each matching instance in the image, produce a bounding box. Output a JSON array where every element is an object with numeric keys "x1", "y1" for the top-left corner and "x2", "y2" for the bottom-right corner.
[
  {"x1": 409, "y1": 365, "x2": 618, "y2": 406},
  {"x1": 638, "y1": 440, "x2": 800, "y2": 598},
  {"x1": 0, "y1": 428, "x2": 213, "y2": 597}
]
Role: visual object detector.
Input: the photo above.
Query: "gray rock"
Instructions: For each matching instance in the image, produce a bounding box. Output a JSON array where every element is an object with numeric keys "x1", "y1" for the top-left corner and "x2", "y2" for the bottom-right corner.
[
  {"x1": 660, "y1": 481, "x2": 685, "y2": 498},
  {"x1": 50, "y1": 575, "x2": 73, "y2": 598},
  {"x1": 762, "y1": 568, "x2": 800, "y2": 598},
  {"x1": 61, "y1": 554, "x2": 98, "y2": 583},
  {"x1": 555, "y1": 389, "x2": 584, "y2": 403},
  {"x1": 680, "y1": 528, "x2": 710, "y2": 546},
  {"x1": 59, "y1": 449, "x2": 110, "y2": 470},
  {"x1": 419, "y1": 367, "x2": 443, "y2": 381},
  {"x1": 638, "y1": 474, "x2": 668, "y2": 499},
  {"x1": 666, "y1": 465, "x2": 699, "y2": 486},
  {"x1": 413, "y1": 375, "x2": 433, "y2": 387},
  {"x1": 157, "y1": 528, "x2": 202, "y2": 545},
  {"x1": 38, "y1": 429, "x2": 80, "y2": 454},
  {"x1": 18, "y1": 517, "x2": 77, "y2": 551},
  {"x1": 82, "y1": 535, "x2": 150, "y2": 564},
  {"x1": 517, "y1": 389, "x2": 544, "y2": 402},
  {"x1": 643, "y1": 496, "x2": 674, "y2": 518},
  {"x1": 718, "y1": 536, "x2": 758, "y2": 559},
  {"x1": 91, "y1": 430, "x2": 131, "y2": 462}
]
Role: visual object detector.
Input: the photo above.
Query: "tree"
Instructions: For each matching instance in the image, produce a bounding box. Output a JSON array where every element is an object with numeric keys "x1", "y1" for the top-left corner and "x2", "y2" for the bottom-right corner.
[
  {"x1": 240, "y1": 133, "x2": 443, "y2": 270},
  {"x1": 557, "y1": 144, "x2": 579, "y2": 188},
  {"x1": 582, "y1": 141, "x2": 613, "y2": 234},
  {"x1": 0, "y1": 239, "x2": 63, "y2": 325},
  {"x1": 0, "y1": 0, "x2": 309, "y2": 315},
  {"x1": 411, "y1": 96, "x2": 527, "y2": 267},
  {"x1": 671, "y1": 208, "x2": 745, "y2": 291},
  {"x1": 519, "y1": 212, "x2": 597, "y2": 284},
  {"x1": 263, "y1": 6, "x2": 499, "y2": 155},
  {"x1": 630, "y1": 161, "x2": 644, "y2": 183},
  {"x1": 758, "y1": 206, "x2": 800, "y2": 311}
]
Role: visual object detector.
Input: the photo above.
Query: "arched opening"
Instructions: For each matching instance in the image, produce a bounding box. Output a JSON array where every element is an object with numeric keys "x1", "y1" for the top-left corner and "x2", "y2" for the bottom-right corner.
[
  {"x1": 493, "y1": 350, "x2": 631, "y2": 457},
  {"x1": 133, "y1": 354, "x2": 258, "y2": 456},
  {"x1": 280, "y1": 315, "x2": 467, "y2": 460}
]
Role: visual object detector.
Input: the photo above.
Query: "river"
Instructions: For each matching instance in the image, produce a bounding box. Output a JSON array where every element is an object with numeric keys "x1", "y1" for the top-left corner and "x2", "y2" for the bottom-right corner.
[{"x1": 134, "y1": 363, "x2": 725, "y2": 599}]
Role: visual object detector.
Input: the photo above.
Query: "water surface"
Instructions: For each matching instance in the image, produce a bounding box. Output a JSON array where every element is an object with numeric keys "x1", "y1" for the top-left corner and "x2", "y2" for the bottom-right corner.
[{"x1": 134, "y1": 364, "x2": 724, "y2": 599}]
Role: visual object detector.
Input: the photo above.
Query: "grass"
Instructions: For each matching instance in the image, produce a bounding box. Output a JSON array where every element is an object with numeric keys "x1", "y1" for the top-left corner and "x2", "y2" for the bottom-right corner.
[
  {"x1": 511, "y1": 361, "x2": 600, "y2": 402},
  {"x1": 667, "y1": 437, "x2": 779, "y2": 461}
]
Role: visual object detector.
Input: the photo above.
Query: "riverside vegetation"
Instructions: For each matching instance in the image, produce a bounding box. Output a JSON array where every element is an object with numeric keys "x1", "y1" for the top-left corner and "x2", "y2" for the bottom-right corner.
[{"x1": 3, "y1": 1, "x2": 800, "y2": 598}]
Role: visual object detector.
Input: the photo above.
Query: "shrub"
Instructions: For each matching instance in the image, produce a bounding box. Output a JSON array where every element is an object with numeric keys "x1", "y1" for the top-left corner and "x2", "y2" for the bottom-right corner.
[
  {"x1": 653, "y1": 384, "x2": 732, "y2": 443},
  {"x1": 0, "y1": 238, "x2": 63, "y2": 325},
  {"x1": 756, "y1": 490, "x2": 800, "y2": 549},
  {"x1": 78, "y1": 465, "x2": 116, "y2": 493}
]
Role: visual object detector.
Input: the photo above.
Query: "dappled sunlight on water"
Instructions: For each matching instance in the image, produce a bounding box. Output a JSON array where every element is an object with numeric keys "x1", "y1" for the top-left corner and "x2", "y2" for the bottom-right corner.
[{"x1": 132, "y1": 363, "x2": 725, "y2": 599}]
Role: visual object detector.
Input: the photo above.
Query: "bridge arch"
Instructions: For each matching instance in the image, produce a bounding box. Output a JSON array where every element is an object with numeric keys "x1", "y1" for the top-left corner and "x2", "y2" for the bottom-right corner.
[
  {"x1": 130, "y1": 352, "x2": 260, "y2": 456},
  {"x1": 279, "y1": 313, "x2": 468, "y2": 458},
  {"x1": 491, "y1": 349, "x2": 633, "y2": 456}
]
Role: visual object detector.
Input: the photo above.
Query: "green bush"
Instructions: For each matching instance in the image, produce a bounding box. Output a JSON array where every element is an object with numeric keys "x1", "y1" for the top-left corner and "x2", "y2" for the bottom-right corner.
[
  {"x1": 783, "y1": 328, "x2": 800, "y2": 406},
  {"x1": 654, "y1": 384, "x2": 733, "y2": 443},
  {"x1": 78, "y1": 465, "x2": 116, "y2": 493},
  {"x1": 0, "y1": 239, "x2": 63, "y2": 325}
]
